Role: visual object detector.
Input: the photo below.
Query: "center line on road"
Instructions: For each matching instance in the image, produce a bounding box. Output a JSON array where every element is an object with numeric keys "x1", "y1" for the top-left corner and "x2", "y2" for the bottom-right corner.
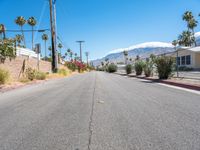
[{"x1": 87, "y1": 73, "x2": 97, "y2": 150}]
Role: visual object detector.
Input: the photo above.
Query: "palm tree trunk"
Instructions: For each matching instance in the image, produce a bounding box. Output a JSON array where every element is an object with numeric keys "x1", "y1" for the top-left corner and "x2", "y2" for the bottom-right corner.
[
  {"x1": 32, "y1": 26, "x2": 34, "y2": 50},
  {"x1": 21, "y1": 26, "x2": 26, "y2": 47},
  {"x1": 45, "y1": 41, "x2": 47, "y2": 61}
]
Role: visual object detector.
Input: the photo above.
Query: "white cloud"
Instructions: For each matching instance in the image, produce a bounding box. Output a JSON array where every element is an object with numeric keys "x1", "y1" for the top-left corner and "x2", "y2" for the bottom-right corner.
[{"x1": 108, "y1": 42, "x2": 173, "y2": 55}]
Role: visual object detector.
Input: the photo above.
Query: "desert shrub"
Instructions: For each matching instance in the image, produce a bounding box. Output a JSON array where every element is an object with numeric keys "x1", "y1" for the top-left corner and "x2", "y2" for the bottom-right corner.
[
  {"x1": 0, "y1": 68, "x2": 10, "y2": 84},
  {"x1": 58, "y1": 68, "x2": 68, "y2": 76},
  {"x1": 134, "y1": 61, "x2": 144, "y2": 76},
  {"x1": 155, "y1": 56, "x2": 174, "y2": 79},
  {"x1": 143, "y1": 62, "x2": 154, "y2": 77},
  {"x1": 65, "y1": 62, "x2": 77, "y2": 71},
  {"x1": 107, "y1": 64, "x2": 117, "y2": 73},
  {"x1": 35, "y1": 71, "x2": 46, "y2": 80},
  {"x1": 19, "y1": 77, "x2": 30, "y2": 83},
  {"x1": 25, "y1": 68, "x2": 46, "y2": 80},
  {"x1": 125, "y1": 64, "x2": 132, "y2": 74},
  {"x1": 25, "y1": 68, "x2": 37, "y2": 81}
]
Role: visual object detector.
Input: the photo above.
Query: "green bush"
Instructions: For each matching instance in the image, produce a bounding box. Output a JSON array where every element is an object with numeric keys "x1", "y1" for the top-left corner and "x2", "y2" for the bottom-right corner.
[
  {"x1": 143, "y1": 62, "x2": 153, "y2": 77},
  {"x1": 0, "y1": 68, "x2": 10, "y2": 84},
  {"x1": 107, "y1": 64, "x2": 117, "y2": 73},
  {"x1": 65, "y1": 62, "x2": 77, "y2": 71},
  {"x1": 134, "y1": 61, "x2": 144, "y2": 76},
  {"x1": 125, "y1": 64, "x2": 132, "y2": 74},
  {"x1": 155, "y1": 56, "x2": 174, "y2": 79},
  {"x1": 25, "y1": 68, "x2": 37, "y2": 81},
  {"x1": 58, "y1": 69, "x2": 68, "y2": 76}
]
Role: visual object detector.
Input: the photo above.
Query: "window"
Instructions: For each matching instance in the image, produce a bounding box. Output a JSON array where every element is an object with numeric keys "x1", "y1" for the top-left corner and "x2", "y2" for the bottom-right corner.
[
  {"x1": 176, "y1": 57, "x2": 180, "y2": 66},
  {"x1": 181, "y1": 56, "x2": 186, "y2": 65},
  {"x1": 186, "y1": 55, "x2": 191, "y2": 65}
]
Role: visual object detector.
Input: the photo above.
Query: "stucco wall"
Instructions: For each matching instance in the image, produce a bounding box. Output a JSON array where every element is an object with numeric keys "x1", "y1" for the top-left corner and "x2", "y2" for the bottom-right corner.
[{"x1": 0, "y1": 56, "x2": 51, "y2": 80}]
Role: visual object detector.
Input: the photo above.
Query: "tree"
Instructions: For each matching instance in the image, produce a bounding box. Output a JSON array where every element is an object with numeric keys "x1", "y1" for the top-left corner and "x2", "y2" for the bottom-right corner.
[
  {"x1": 70, "y1": 51, "x2": 73, "y2": 61},
  {"x1": 42, "y1": 33, "x2": 49, "y2": 60},
  {"x1": 27, "y1": 17, "x2": 37, "y2": 50},
  {"x1": 85, "y1": 52, "x2": 89, "y2": 66},
  {"x1": 188, "y1": 18, "x2": 198, "y2": 46},
  {"x1": 182, "y1": 11, "x2": 198, "y2": 46},
  {"x1": 123, "y1": 50, "x2": 128, "y2": 64},
  {"x1": 0, "y1": 24, "x2": 6, "y2": 40},
  {"x1": 178, "y1": 31, "x2": 195, "y2": 47},
  {"x1": 15, "y1": 34, "x2": 23, "y2": 47},
  {"x1": 172, "y1": 40, "x2": 179, "y2": 77},
  {"x1": 0, "y1": 39, "x2": 16, "y2": 63},
  {"x1": 15, "y1": 16, "x2": 26, "y2": 47},
  {"x1": 58, "y1": 43, "x2": 63, "y2": 56}
]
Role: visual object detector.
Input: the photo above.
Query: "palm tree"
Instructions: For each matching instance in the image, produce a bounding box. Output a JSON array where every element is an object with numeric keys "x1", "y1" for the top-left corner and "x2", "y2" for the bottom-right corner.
[
  {"x1": 85, "y1": 52, "x2": 89, "y2": 66},
  {"x1": 15, "y1": 34, "x2": 24, "y2": 47},
  {"x1": 188, "y1": 18, "x2": 198, "y2": 46},
  {"x1": 15, "y1": 16, "x2": 26, "y2": 47},
  {"x1": 58, "y1": 43, "x2": 63, "y2": 56},
  {"x1": 183, "y1": 11, "x2": 194, "y2": 30},
  {"x1": 0, "y1": 24, "x2": 5, "y2": 40},
  {"x1": 27, "y1": 17, "x2": 37, "y2": 50},
  {"x1": 48, "y1": 46, "x2": 52, "y2": 57},
  {"x1": 42, "y1": 33, "x2": 49, "y2": 60},
  {"x1": 178, "y1": 31, "x2": 194, "y2": 47},
  {"x1": 70, "y1": 51, "x2": 73, "y2": 61},
  {"x1": 182, "y1": 11, "x2": 198, "y2": 46},
  {"x1": 172, "y1": 40, "x2": 179, "y2": 77},
  {"x1": 123, "y1": 50, "x2": 128, "y2": 64},
  {"x1": 74, "y1": 53, "x2": 78, "y2": 61}
]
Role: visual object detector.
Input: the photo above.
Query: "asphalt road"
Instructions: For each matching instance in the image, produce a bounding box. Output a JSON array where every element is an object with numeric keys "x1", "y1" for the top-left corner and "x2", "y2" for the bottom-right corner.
[{"x1": 0, "y1": 72, "x2": 200, "y2": 150}]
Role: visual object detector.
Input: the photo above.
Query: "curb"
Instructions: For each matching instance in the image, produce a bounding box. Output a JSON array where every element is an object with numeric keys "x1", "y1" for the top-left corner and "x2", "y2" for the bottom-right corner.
[{"x1": 115, "y1": 73, "x2": 200, "y2": 91}]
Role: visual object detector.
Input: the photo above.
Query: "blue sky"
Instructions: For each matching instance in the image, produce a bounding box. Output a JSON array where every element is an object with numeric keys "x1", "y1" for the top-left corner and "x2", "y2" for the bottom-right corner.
[{"x1": 0, "y1": 0, "x2": 200, "y2": 60}]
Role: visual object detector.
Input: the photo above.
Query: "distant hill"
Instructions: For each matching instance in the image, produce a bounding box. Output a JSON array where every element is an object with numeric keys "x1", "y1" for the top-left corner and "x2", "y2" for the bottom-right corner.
[{"x1": 91, "y1": 42, "x2": 175, "y2": 66}]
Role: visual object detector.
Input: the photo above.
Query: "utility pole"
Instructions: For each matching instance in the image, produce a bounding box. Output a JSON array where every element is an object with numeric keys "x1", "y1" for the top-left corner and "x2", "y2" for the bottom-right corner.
[
  {"x1": 49, "y1": 0, "x2": 58, "y2": 72},
  {"x1": 76, "y1": 41, "x2": 85, "y2": 62},
  {"x1": 53, "y1": 0, "x2": 58, "y2": 65}
]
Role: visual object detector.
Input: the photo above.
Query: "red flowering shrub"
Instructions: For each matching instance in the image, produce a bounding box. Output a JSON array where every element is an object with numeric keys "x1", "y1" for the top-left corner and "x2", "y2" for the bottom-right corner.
[{"x1": 65, "y1": 61, "x2": 86, "y2": 72}]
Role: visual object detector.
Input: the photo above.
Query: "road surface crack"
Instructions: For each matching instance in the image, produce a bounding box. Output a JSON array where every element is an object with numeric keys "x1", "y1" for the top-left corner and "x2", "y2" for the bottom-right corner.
[{"x1": 87, "y1": 73, "x2": 97, "y2": 150}]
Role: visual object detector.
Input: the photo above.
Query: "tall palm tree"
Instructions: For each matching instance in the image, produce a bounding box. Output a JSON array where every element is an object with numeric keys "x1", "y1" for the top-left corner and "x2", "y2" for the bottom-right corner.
[
  {"x1": 15, "y1": 34, "x2": 23, "y2": 47},
  {"x1": 188, "y1": 18, "x2": 198, "y2": 46},
  {"x1": 27, "y1": 17, "x2": 37, "y2": 50},
  {"x1": 42, "y1": 33, "x2": 49, "y2": 60},
  {"x1": 182, "y1": 11, "x2": 198, "y2": 46},
  {"x1": 74, "y1": 53, "x2": 78, "y2": 61},
  {"x1": 178, "y1": 31, "x2": 194, "y2": 47},
  {"x1": 70, "y1": 51, "x2": 73, "y2": 61},
  {"x1": 123, "y1": 50, "x2": 128, "y2": 64},
  {"x1": 15, "y1": 16, "x2": 26, "y2": 47},
  {"x1": 172, "y1": 40, "x2": 179, "y2": 77},
  {"x1": 85, "y1": 52, "x2": 89, "y2": 66},
  {"x1": 0, "y1": 24, "x2": 5, "y2": 40},
  {"x1": 58, "y1": 43, "x2": 63, "y2": 56}
]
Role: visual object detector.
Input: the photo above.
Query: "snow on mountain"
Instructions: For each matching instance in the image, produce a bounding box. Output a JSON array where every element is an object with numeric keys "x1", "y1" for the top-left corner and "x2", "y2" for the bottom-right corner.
[
  {"x1": 108, "y1": 42, "x2": 173, "y2": 55},
  {"x1": 92, "y1": 42, "x2": 175, "y2": 67},
  {"x1": 91, "y1": 32, "x2": 200, "y2": 67}
]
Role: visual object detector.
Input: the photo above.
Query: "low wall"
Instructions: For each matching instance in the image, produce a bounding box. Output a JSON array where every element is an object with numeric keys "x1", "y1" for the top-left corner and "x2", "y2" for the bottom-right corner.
[{"x1": 0, "y1": 56, "x2": 51, "y2": 80}]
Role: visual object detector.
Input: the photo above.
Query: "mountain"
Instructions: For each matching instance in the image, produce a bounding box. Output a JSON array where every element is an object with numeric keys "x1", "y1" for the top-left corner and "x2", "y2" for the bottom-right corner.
[
  {"x1": 91, "y1": 42, "x2": 175, "y2": 66},
  {"x1": 91, "y1": 32, "x2": 200, "y2": 67}
]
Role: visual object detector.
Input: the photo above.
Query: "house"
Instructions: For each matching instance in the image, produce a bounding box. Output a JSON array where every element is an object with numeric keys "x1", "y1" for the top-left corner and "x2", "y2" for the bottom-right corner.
[
  {"x1": 172, "y1": 47, "x2": 200, "y2": 70},
  {"x1": 16, "y1": 47, "x2": 40, "y2": 60}
]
